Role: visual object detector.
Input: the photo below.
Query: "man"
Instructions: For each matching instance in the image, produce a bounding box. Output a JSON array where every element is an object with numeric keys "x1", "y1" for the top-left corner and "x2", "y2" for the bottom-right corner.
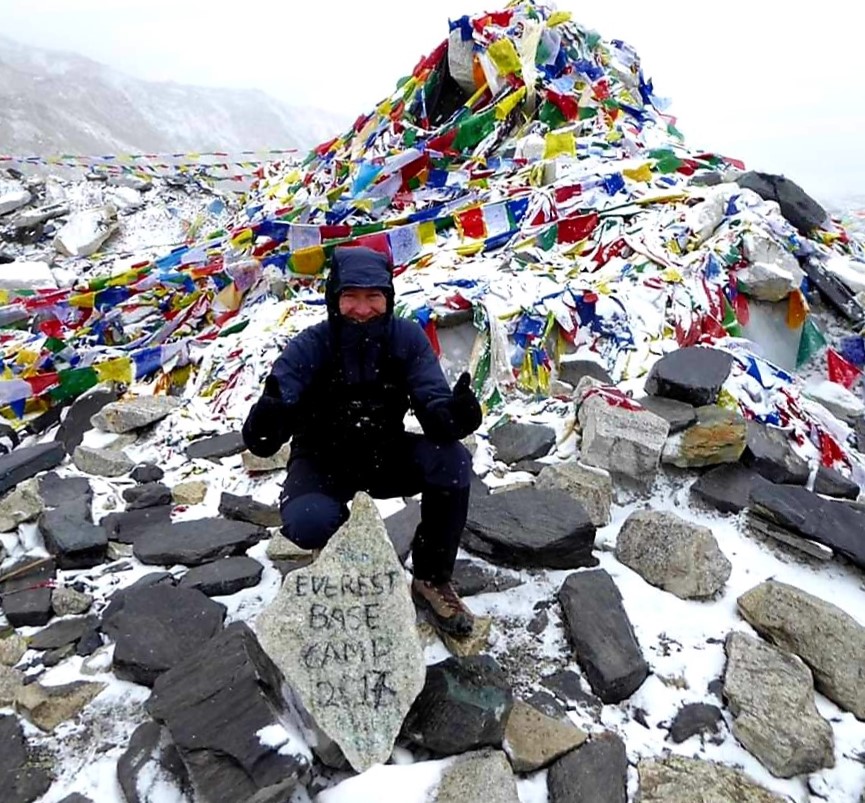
[{"x1": 242, "y1": 246, "x2": 483, "y2": 635}]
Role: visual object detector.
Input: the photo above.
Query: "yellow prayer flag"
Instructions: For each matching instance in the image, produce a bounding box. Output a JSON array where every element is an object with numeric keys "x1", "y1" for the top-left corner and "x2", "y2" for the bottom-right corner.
[
  {"x1": 418, "y1": 222, "x2": 437, "y2": 246},
  {"x1": 215, "y1": 281, "x2": 244, "y2": 312},
  {"x1": 662, "y1": 268, "x2": 684, "y2": 283},
  {"x1": 623, "y1": 163, "x2": 653, "y2": 183},
  {"x1": 230, "y1": 228, "x2": 254, "y2": 249},
  {"x1": 291, "y1": 245, "x2": 326, "y2": 276},
  {"x1": 548, "y1": 10, "x2": 572, "y2": 25},
  {"x1": 377, "y1": 99, "x2": 393, "y2": 116},
  {"x1": 0, "y1": 290, "x2": 8, "y2": 305},
  {"x1": 455, "y1": 242, "x2": 484, "y2": 257},
  {"x1": 95, "y1": 357, "x2": 133, "y2": 385},
  {"x1": 543, "y1": 130, "x2": 576, "y2": 160},
  {"x1": 15, "y1": 349, "x2": 39, "y2": 366},
  {"x1": 487, "y1": 38, "x2": 521, "y2": 76},
  {"x1": 69, "y1": 292, "x2": 96, "y2": 308},
  {"x1": 494, "y1": 87, "x2": 527, "y2": 120}
]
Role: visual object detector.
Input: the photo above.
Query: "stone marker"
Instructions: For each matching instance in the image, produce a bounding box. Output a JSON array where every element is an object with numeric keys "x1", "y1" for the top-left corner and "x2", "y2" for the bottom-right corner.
[{"x1": 256, "y1": 492, "x2": 425, "y2": 773}]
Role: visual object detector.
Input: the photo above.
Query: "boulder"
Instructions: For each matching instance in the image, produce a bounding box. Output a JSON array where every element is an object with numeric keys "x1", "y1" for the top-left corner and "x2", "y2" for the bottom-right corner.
[
  {"x1": 29, "y1": 615, "x2": 101, "y2": 652},
  {"x1": 0, "y1": 186, "x2": 31, "y2": 215},
  {"x1": 0, "y1": 479, "x2": 43, "y2": 533},
  {"x1": 71, "y1": 444, "x2": 134, "y2": 477},
  {"x1": 557, "y1": 570, "x2": 648, "y2": 703},
  {"x1": 38, "y1": 506, "x2": 108, "y2": 569},
  {"x1": 0, "y1": 558, "x2": 56, "y2": 627},
  {"x1": 102, "y1": 583, "x2": 226, "y2": 686},
  {"x1": 547, "y1": 732, "x2": 628, "y2": 803},
  {"x1": 742, "y1": 420, "x2": 809, "y2": 485},
  {"x1": 383, "y1": 498, "x2": 420, "y2": 563},
  {"x1": 737, "y1": 581, "x2": 865, "y2": 719},
  {"x1": 736, "y1": 171, "x2": 826, "y2": 233},
  {"x1": 637, "y1": 756, "x2": 786, "y2": 802},
  {"x1": 51, "y1": 587, "x2": 93, "y2": 617},
  {"x1": 242, "y1": 443, "x2": 291, "y2": 473},
  {"x1": 402, "y1": 655, "x2": 513, "y2": 755},
  {"x1": 55, "y1": 387, "x2": 121, "y2": 454},
  {"x1": 433, "y1": 750, "x2": 519, "y2": 803},
  {"x1": 464, "y1": 486, "x2": 596, "y2": 569},
  {"x1": 615, "y1": 510, "x2": 731, "y2": 599},
  {"x1": 0, "y1": 442, "x2": 65, "y2": 496},
  {"x1": 536, "y1": 462, "x2": 612, "y2": 527},
  {"x1": 148, "y1": 622, "x2": 310, "y2": 802},
  {"x1": 39, "y1": 473, "x2": 92, "y2": 509},
  {"x1": 133, "y1": 518, "x2": 266, "y2": 566},
  {"x1": 101, "y1": 504, "x2": 172, "y2": 545},
  {"x1": 257, "y1": 493, "x2": 425, "y2": 772},
  {"x1": 813, "y1": 466, "x2": 860, "y2": 500},
  {"x1": 171, "y1": 480, "x2": 208, "y2": 506},
  {"x1": 661, "y1": 406, "x2": 747, "y2": 468},
  {"x1": 0, "y1": 714, "x2": 53, "y2": 803},
  {"x1": 116, "y1": 721, "x2": 189, "y2": 803},
  {"x1": 644, "y1": 346, "x2": 734, "y2": 407},
  {"x1": 15, "y1": 680, "x2": 106, "y2": 732},
  {"x1": 218, "y1": 492, "x2": 281, "y2": 528},
  {"x1": 489, "y1": 420, "x2": 556, "y2": 465},
  {"x1": 723, "y1": 631, "x2": 834, "y2": 777},
  {"x1": 691, "y1": 464, "x2": 771, "y2": 514},
  {"x1": 90, "y1": 396, "x2": 180, "y2": 433}
]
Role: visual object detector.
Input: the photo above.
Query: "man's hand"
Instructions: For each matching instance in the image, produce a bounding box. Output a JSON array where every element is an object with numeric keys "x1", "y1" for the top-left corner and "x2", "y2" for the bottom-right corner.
[
  {"x1": 242, "y1": 375, "x2": 292, "y2": 457},
  {"x1": 451, "y1": 372, "x2": 482, "y2": 436}
]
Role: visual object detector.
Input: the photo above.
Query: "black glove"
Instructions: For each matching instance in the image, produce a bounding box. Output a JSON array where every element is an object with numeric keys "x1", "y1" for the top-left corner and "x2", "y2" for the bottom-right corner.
[
  {"x1": 242, "y1": 375, "x2": 293, "y2": 457},
  {"x1": 451, "y1": 372, "x2": 483, "y2": 438}
]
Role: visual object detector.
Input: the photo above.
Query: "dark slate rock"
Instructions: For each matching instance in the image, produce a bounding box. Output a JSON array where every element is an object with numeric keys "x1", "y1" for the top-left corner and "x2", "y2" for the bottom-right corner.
[
  {"x1": 636, "y1": 395, "x2": 697, "y2": 434},
  {"x1": 742, "y1": 420, "x2": 809, "y2": 485},
  {"x1": 55, "y1": 387, "x2": 121, "y2": 455},
  {"x1": 0, "y1": 714, "x2": 53, "y2": 803},
  {"x1": 0, "y1": 422, "x2": 20, "y2": 455},
  {"x1": 75, "y1": 627, "x2": 103, "y2": 657},
  {"x1": 272, "y1": 557, "x2": 315, "y2": 578},
  {"x1": 147, "y1": 622, "x2": 309, "y2": 802},
  {"x1": 218, "y1": 492, "x2": 281, "y2": 528},
  {"x1": 43, "y1": 644, "x2": 75, "y2": 667},
  {"x1": 690, "y1": 464, "x2": 771, "y2": 514},
  {"x1": 540, "y1": 670, "x2": 604, "y2": 721},
  {"x1": 101, "y1": 504, "x2": 173, "y2": 545},
  {"x1": 402, "y1": 655, "x2": 514, "y2": 755},
  {"x1": 668, "y1": 702, "x2": 723, "y2": 743},
  {"x1": 800, "y1": 258, "x2": 865, "y2": 326},
  {"x1": 856, "y1": 416, "x2": 865, "y2": 453},
  {"x1": 38, "y1": 473, "x2": 92, "y2": 509},
  {"x1": 186, "y1": 432, "x2": 245, "y2": 461},
  {"x1": 57, "y1": 795, "x2": 93, "y2": 803},
  {"x1": 557, "y1": 570, "x2": 649, "y2": 703},
  {"x1": 450, "y1": 560, "x2": 523, "y2": 597},
  {"x1": 29, "y1": 615, "x2": 101, "y2": 651},
  {"x1": 0, "y1": 442, "x2": 65, "y2": 496},
  {"x1": 644, "y1": 347, "x2": 733, "y2": 407},
  {"x1": 814, "y1": 466, "x2": 860, "y2": 500},
  {"x1": 383, "y1": 498, "x2": 419, "y2": 563},
  {"x1": 123, "y1": 483, "x2": 173, "y2": 510},
  {"x1": 178, "y1": 557, "x2": 264, "y2": 597},
  {"x1": 749, "y1": 484, "x2": 865, "y2": 569},
  {"x1": 102, "y1": 584, "x2": 226, "y2": 686},
  {"x1": 117, "y1": 722, "x2": 190, "y2": 803},
  {"x1": 511, "y1": 458, "x2": 548, "y2": 475},
  {"x1": 101, "y1": 572, "x2": 175, "y2": 622},
  {"x1": 558, "y1": 359, "x2": 613, "y2": 388},
  {"x1": 0, "y1": 558, "x2": 56, "y2": 627},
  {"x1": 524, "y1": 690, "x2": 568, "y2": 720},
  {"x1": 547, "y1": 732, "x2": 627, "y2": 803},
  {"x1": 489, "y1": 420, "x2": 556, "y2": 465},
  {"x1": 133, "y1": 518, "x2": 266, "y2": 567},
  {"x1": 38, "y1": 508, "x2": 107, "y2": 569},
  {"x1": 19, "y1": 403, "x2": 68, "y2": 438},
  {"x1": 464, "y1": 487, "x2": 597, "y2": 569},
  {"x1": 131, "y1": 463, "x2": 164, "y2": 484},
  {"x1": 736, "y1": 171, "x2": 826, "y2": 234}
]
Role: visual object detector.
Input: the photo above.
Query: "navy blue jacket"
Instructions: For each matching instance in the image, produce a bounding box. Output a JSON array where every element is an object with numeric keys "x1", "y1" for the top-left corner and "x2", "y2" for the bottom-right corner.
[{"x1": 243, "y1": 247, "x2": 473, "y2": 462}]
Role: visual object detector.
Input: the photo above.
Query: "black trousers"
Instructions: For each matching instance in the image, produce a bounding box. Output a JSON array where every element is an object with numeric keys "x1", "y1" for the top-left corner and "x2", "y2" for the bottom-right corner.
[{"x1": 279, "y1": 433, "x2": 472, "y2": 583}]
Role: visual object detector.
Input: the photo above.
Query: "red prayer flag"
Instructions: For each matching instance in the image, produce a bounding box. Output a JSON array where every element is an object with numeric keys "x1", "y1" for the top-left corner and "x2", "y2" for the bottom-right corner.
[
  {"x1": 546, "y1": 90, "x2": 579, "y2": 121},
  {"x1": 556, "y1": 212, "x2": 599, "y2": 244},
  {"x1": 458, "y1": 207, "x2": 486, "y2": 240},
  {"x1": 827, "y1": 348, "x2": 862, "y2": 389}
]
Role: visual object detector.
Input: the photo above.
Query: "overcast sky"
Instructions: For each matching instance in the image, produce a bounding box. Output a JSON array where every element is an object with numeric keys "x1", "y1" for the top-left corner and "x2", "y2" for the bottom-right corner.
[{"x1": 1, "y1": 0, "x2": 863, "y2": 205}]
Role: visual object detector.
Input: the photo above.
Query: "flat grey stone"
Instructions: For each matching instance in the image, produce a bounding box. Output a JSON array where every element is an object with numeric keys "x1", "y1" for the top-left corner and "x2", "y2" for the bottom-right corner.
[
  {"x1": 547, "y1": 732, "x2": 628, "y2": 803},
  {"x1": 116, "y1": 721, "x2": 189, "y2": 803},
  {"x1": 29, "y1": 615, "x2": 100, "y2": 651},
  {"x1": 489, "y1": 420, "x2": 556, "y2": 465},
  {"x1": 690, "y1": 464, "x2": 771, "y2": 514},
  {"x1": 186, "y1": 432, "x2": 245, "y2": 461},
  {"x1": 123, "y1": 483, "x2": 172, "y2": 510},
  {"x1": 103, "y1": 584, "x2": 225, "y2": 686},
  {"x1": 72, "y1": 444, "x2": 134, "y2": 477},
  {"x1": 636, "y1": 395, "x2": 697, "y2": 433},
  {"x1": 557, "y1": 359, "x2": 613, "y2": 388},
  {"x1": 637, "y1": 756, "x2": 786, "y2": 802},
  {"x1": 742, "y1": 420, "x2": 810, "y2": 485},
  {"x1": 38, "y1": 473, "x2": 92, "y2": 509},
  {"x1": 0, "y1": 558, "x2": 56, "y2": 627},
  {"x1": 39, "y1": 507, "x2": 108, "y2": 569},
  {"x1": 133, "y1": 518, "x2": 266, "y2": 566},
  {"x1": 0, "y1": 714, "x2": 53, "y2": 803},
  {"x1": 451, "y1": 560, "x2": 522, "y2": 597},
  {"x1": 257, "y1": 493, "x2": 425, "y2": 773},
  {"x1": 724, "y1": 631, "x2": 834, "y2": 777},
  {"x1": 0, "y1": 480, "x2": 43, "y2": 533},
  {"x1": 91, "y1": 396, "x2": 180, "y2": 433},
  {"x1": 148, "y1": 623, "x2": 308, "y2": 802},
  {"x1": 503, "y1": 701, "x2": 587, "y2": 773},
  {"x1": 218, "y1": 492, "x2": 281, "y2": 528},
  {"x1": 464, "y1": 486, "x2": 596, "y2": 569},
  {"x1": 51, "y1": 587, "x2": 93, "y2": 617},
  {"x1": 536, "y1": 462, "x2": 612, "y2": 527},
  {"x1": 101, "y1": 504, "x2": 172, "y2": 545},
  {"x1": 131, "y1": 463, "x2": 164, "y2": 483},
  {"x1": 403, "y1": 655, "x2": 513, "y2": 755},
  {"x1": 0, "y1": 442, "x2": 65, "y2": 496},
  {"x1": 178, "y1": 556, "x2": 264, "y2": 596},
  {"x1": 813, "y1": 466, "x2": 860, "y2": 499},
  {"x1": 558, "y1": 570, "x2": 648, "y2": 703},
  {"x1": 540, "y1": 670, "x2": 604, "y2": 721},
  {"x1": 644, "y1": 346, "x2": 733, "y2": 407}
]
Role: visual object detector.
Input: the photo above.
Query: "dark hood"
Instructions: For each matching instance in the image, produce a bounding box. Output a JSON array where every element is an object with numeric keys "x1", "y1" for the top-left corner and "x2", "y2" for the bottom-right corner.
[{"x1": 325, "y1": 246, "x2": 395, "y2": 322}]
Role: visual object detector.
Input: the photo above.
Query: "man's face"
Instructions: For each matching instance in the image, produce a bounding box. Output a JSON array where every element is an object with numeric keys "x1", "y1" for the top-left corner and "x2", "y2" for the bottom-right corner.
[{"x1": 338, "y1": 287, "x2": 387, "y2": 323}]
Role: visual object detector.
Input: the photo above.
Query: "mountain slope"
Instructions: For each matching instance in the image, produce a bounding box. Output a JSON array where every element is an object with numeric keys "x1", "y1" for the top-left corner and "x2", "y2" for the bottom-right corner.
[{"x1": 0, "y1": 35, "x2": 348, "y2": 157}]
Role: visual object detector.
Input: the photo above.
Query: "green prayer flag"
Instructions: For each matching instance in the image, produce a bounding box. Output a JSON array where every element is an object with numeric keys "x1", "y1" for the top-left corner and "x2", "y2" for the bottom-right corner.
[
  {"x1": 539, "y1": 100, "x2": 567, "y2": 129},
  {"x1": 50, "y1": 366, "x2": 98, "y2": 404},
  {"x1": 536, "y1": 225, "x2": 558, "y2": 251},
  {"x1": 453, "y1": 110, "x2": 496, "y2": 152},
  {"x1": 796, "y1": 318, "x2": 827, "y2": 368}
]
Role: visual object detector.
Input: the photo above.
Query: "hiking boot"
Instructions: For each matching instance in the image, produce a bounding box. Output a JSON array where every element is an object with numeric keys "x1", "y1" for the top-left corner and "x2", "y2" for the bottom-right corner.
[{"x1": 412, "y1": 578, "x2": 474, "y2": 637}]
